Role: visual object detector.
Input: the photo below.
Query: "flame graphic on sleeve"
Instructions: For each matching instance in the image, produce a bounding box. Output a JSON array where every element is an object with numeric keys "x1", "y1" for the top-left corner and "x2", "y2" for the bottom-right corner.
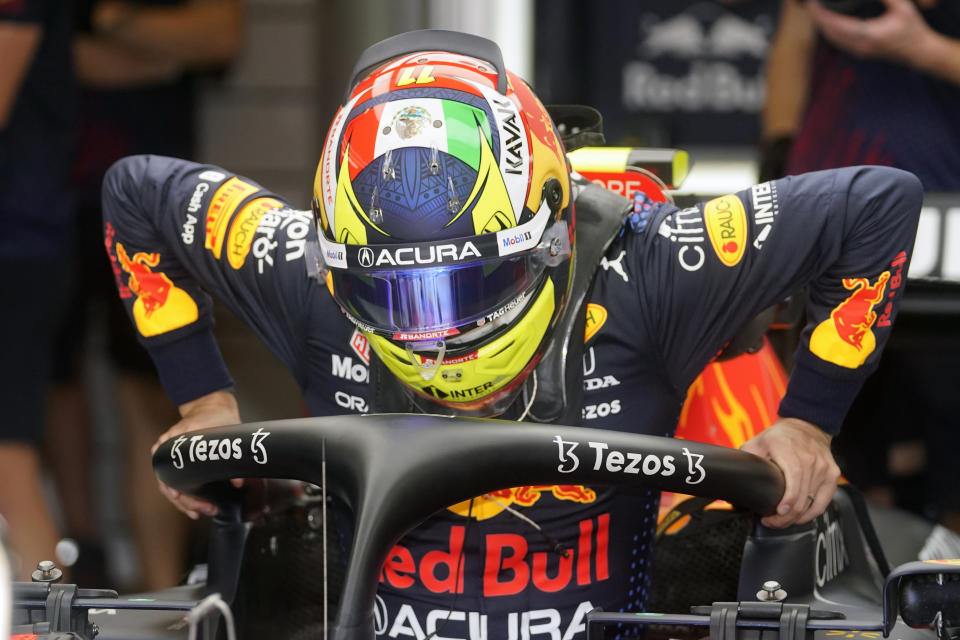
[
  {"x1": 810, "y1": 272, "x2": 890, "y2": 368},
  {"x1": 117, "y1": 243, "x2": 198, "y2": 337},
  {"x1": 447, "y1": 485, "x2": 597, "y2": 521}
]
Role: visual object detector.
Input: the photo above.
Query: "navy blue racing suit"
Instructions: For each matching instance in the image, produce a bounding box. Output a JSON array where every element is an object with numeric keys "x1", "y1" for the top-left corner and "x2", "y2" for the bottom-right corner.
[{"x1": 102, "y1": 155, "x2": 921, "y2": 639}]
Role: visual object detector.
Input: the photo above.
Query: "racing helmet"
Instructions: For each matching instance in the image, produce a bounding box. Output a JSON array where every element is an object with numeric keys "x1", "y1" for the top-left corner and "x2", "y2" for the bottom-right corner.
[{"x1": 312, "y1": 30, "x2": 574, "y2": 416}]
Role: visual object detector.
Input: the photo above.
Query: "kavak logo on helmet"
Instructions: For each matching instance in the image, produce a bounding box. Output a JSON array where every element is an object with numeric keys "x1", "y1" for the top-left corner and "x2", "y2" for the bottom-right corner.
[
  {"x1": 492, "y1": 97, "x2": 524, "y2": 175},
  {"x1": 704, "y1": 195, "x2": 747, "y2": 267}
]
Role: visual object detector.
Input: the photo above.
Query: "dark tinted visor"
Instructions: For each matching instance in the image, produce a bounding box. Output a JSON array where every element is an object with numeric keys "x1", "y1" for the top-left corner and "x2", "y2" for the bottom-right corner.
[{"x1": 331, "y1": 252, "x2": 543, "y2": 335}]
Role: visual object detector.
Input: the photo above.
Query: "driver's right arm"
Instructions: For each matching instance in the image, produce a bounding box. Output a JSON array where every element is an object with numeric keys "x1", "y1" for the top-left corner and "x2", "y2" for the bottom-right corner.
[{"x1": 103, "y1": 154, "x2": 317, "y2": 515}]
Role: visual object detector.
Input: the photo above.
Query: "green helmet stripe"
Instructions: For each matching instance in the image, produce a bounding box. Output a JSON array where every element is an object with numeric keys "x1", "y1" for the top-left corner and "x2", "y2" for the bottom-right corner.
[{"x1": 441, "y1": 100, "x2": 492, "y2": 171}]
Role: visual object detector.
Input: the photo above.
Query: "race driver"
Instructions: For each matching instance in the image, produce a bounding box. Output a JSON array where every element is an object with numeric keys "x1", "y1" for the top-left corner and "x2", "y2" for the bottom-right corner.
[{"x1": 102, "y1": 29, "x2": 921, "y2": 640}]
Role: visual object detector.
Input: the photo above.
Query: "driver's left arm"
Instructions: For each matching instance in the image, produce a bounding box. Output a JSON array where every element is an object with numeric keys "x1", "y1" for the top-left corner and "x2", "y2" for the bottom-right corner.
[{"x1": 632, "y1": 165, "x2": 922, "y2": 526}]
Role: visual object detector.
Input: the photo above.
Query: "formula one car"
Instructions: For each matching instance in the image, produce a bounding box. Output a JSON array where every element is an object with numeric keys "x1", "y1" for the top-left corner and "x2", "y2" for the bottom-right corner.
[
  {"x1": 7, "y1": 145, "x2": 957, "y2": 640},
  {"x1": 8, "y1": 414, "x2": 960, "y2": 640}
]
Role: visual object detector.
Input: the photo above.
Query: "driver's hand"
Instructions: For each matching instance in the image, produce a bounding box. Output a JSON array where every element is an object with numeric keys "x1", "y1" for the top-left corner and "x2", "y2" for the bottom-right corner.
[
  {"x1": 740, "y1": 417, "x2": 841, "y2": 528},
  {"x1": 151, "y1": 390, "x2": 241, "y2": 520}
]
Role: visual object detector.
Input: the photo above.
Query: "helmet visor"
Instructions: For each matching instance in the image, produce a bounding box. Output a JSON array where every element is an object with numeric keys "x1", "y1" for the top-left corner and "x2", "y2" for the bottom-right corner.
[{"x1": 331, "y1": 252, "x2": 544, "y2": 337}]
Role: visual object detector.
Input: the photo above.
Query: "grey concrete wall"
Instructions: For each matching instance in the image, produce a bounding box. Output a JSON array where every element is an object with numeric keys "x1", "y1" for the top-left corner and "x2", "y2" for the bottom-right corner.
[{"x1": 196, "y1": 0, "x2": 320, "y2": 208}]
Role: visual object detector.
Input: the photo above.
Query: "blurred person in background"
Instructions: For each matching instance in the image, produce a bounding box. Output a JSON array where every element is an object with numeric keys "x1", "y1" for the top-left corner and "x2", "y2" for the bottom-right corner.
[
  {"x1": 762, "y1": 0, "x2": 960, "y2": 187},
  {"x1": 762, "y1": 0, "x2": 960, "y2": 529},
  {"x1": 45, "y1": 0, "x2": 244, "y2": 590},
  {"x1": 0, "y1": 0, "x2": 75, "y2": 579}
]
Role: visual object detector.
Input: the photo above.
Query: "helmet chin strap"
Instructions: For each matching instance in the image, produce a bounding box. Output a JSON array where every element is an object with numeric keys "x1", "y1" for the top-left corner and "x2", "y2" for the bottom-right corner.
[{"x1": 405, "y1": 339, "x2": 447, "y2": 381}]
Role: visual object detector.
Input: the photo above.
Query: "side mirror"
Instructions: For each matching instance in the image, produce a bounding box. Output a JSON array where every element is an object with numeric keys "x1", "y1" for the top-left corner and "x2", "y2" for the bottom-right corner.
[{"x1": 883, "y1": 560, "x2": 960, "y2": 638}]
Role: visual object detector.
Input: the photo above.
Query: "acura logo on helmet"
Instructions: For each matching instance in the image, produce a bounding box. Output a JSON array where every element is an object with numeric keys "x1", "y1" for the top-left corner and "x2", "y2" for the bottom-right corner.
[{"x1": 355, "y1": 242, "x2": 483, "y2": 268}]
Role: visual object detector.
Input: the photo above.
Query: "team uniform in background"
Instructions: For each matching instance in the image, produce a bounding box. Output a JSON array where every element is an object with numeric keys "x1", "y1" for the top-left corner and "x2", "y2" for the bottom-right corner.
[
  {"x1": 0, "y1": 0, "x2": 74, "y2": 259},
  {"x1": 786, "y1": 5, "x2": 960, "y2": 191},
  {"x1": 103, "y1": 154, "x2": 920, "y2": 638},
  {"x1": 56, "y1": 0, "x2": 199, "y2": 381},
  {"x1": 0, "y1": 0, "x2": 75, "y2": 443}
]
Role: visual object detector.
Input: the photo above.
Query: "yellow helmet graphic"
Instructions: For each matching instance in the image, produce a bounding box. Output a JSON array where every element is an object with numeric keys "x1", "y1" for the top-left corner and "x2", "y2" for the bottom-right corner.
[{"x1": 311, "y1": 31, "x2": 573, "y2": 414}]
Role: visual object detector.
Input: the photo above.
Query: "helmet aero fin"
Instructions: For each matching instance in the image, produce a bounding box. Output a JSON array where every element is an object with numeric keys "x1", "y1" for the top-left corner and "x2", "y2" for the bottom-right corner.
[
  {"x1": 315, "y1": 29, "x2": 574, "y2": 415},
  {"x1": 345, "y1": 29, "x2": 508, "y2": 102}
]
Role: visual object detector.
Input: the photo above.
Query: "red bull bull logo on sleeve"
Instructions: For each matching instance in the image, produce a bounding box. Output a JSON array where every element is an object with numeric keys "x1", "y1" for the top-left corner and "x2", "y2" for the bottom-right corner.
[
  {"x1": 116, "y1": 243, "x2": 199, "y2": 337},
  {"x1": 810, "y1": 272, "x2": 890, "y2": 368}
]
